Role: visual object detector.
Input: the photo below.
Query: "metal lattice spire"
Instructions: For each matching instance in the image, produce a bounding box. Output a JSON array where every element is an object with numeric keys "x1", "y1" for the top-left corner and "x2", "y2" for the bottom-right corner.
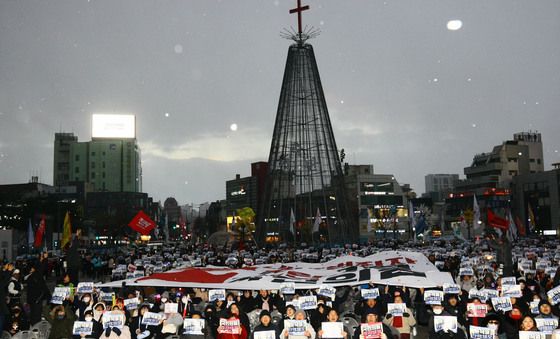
[{"x1": 257, "y1": 2, "x2": 357, "y2": 245}]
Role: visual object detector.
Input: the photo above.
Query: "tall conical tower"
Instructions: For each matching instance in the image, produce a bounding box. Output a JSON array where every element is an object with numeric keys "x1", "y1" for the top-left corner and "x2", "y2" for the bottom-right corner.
[{"x1": 257, "y1": 1, "x2": 357, "y2": 245}]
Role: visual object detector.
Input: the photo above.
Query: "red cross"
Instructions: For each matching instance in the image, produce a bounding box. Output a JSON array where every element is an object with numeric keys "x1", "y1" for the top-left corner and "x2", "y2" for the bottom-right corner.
[{"x1": 289, "y1": 0, "x2": 310, "y2": 35}]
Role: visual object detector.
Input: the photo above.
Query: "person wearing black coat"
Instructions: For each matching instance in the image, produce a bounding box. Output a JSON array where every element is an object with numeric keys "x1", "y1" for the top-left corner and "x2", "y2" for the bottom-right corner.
[
  {"x1": 251, "y1": 310, "x2": 280, "y2": 339},
  {"x1": 129, "y1": 304, "x2": 161, "y2": 339},
  {"x1": 72, "y1": 310, "x2": 103, "y2": 339},
  {"x1": 66, "y1": 229, "x2": 82, "y2": 286},
  {"x1": 0, "y1": 263, "x2": 15, "y2": 333},
  {"x1": 25, "y1": 262, "x2": 51, "y2": 325}
]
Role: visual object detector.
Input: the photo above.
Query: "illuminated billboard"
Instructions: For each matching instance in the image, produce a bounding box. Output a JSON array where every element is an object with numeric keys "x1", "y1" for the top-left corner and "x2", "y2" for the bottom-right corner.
[{"x1": 92, "y1": 114, "x2": 135, "y2": 139}]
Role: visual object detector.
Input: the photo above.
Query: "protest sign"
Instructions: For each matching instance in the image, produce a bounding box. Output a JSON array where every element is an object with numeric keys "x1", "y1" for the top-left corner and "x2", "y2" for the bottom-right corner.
[
  {"x1": 459, "y1": 267, "x2": 474, "y2": 276},
  {"x1": 466, "y1": 304, "x2": 487, "y2": 318},
  {"x1": 482, "y1": 289, "x2": 499, "y2": 300},
  {"x1": 387, "y1": 303, "x2": 406, "y2": 316},
  {"x1": 102, "y1": 312, "x2": 125, "y2": 329},
  {"x1": 530, "y1": 300, "x2": 540, "y2": 314},
  {"x1": 469, "y1": 326, "x2": 495, "y2": 339},
  {"x1": 547, "y1": 285, "x2": 560, "y2": 305},
  {"x1": 183, "y1": 318, "x2": 205, "y2": 335},
  {"x1": 434, "y1": 316, "x2": 457, "y2": 333},
  {"x1": 361, "y1": 288, "x2": 380, "y2": 300},
  {"x1": 318, "y1": 285, "x2": 336, "y2": 300},
  {"x1": 219, "y1": 318, "x2": 241, "y2": 334},
  {"x1": 360, "y1": 322, "x2": 383, "y2": 339},
  {"x1": 298, "y1": 296, "x2": 318, "y2": 310},
  {"x1": 50, "y1": 292, "x2": 66, "y2": 305},
  {"x1": 443, "y1": 284, "x2": 460, "y2": 294},
  {"x1": 164, "y1": 302, "x2": 178, "y2": 314},
  {"x1": 284, "y1": 320, "x2": 307, "y2": 336},
  {"x1": 468, "y1": 288, "x2": 486, "y2": 301},
  {"x1": 535, "y1": 318, "x2": 559, "y2": 335},
  {"x1": 501, "y1": 277, "x2": 517, "y2": 286},
  {"x1": 424, "y1": 290, "x2": 444, "y2": 305},
  {"x1": 76, "y1": 282, "x2": 94, "y2": 294},
  {"x1": 142, "y1": 312, "x2": 164, "y2": 326},
  {"x1": 124, "y1": 297, "x2": 139, "y2": 310},
  {"x1": 518, "y1": 331, "x2": 546, "y2": 339},
  {"x1": 72, "y1": 321, "x2": 93, "y2": 336},
  {"x1": 254, "y1": 330, "x2": 277, "y2": 339},
  {"x1": 209, "y1": 289, "x2": 226, "y2": 302},
  {"x1": 321, "y1": 322, "x2": 344, "y2": 338},
  {"x1": 280, "y1": 283, "x2": 296, "y2": 295},
  {"x1": 100, "y1": 291, "x2": 114, "y2": 303},
  {"x1": 491, "y1": 297, "x2": 513, "y2": 312},
  {"x1": 501, "y1": 285, "x2": 522, "y2": 298}
]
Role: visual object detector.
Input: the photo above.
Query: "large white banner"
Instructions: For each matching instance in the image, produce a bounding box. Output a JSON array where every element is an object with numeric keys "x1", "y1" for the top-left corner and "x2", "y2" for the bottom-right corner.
[{"x1": 100, "y1": 251, "x2": 453, "y2": 289}]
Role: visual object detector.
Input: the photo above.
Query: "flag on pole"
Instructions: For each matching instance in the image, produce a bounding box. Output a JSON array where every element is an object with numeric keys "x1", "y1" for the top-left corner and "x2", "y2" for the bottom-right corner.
[
  {"x1": 515, "y1": 216, "x2": 526, "y2": 236},
  {"x1": 487, "y1": 208, "x2": 509, "y2": 230},
  {"x1": 527, "y1": 203, "x2": 536, "y2": 234},
  {"x1": 366, "y1": 208, "x2": 373, "y2": 233},
  {"x1": 408, "y1": 201, "x2": 415, "y2": 233},
  {"x1": 312, "y1": 208, "x2": 321, "y2": 233},
  {"x1": 415, "y1": 214, "x2": 427, "y2": 235},
  {"x1": 473, "y1": 195, "x2": 481, "y2": 230},
  {"x1": 289, "y1": 208, "x2": 296, "y2": 235},
  {"x1": 27, "y1": 219, "x2": 34, "y2": 248},
  {"x1": 34, "y1": 214, "x2": 46, "y2": 248},
  {"x1": 61, "y1": 211, "x2": 72, "y2": 249},
  {"x1": 506, "y1": 210, "x2": 517, "y2": 243}
]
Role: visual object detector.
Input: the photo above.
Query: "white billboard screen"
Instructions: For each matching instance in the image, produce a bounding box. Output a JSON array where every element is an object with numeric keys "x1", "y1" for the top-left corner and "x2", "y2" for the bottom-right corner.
[{"x1": 92, "y1": 114, "x2": 135, "y2": 138}]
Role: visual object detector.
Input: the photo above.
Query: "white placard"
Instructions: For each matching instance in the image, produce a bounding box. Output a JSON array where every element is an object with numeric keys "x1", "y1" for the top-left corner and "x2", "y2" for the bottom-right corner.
[
  {"x1": 443, "y1": 284, "x2": 460, "y2": 294},
  {"x1": 280, "y1": 283, "x2": 296, "y2": 295},
  {"x1": 123, "y1": 297, "x2": 139, "y2": 310},
  {"x1": 387, "y1": 303, "x2": 406, "y2": 316},
  {"x1": 535, "y1": 318, "x2": 559, "y2": 335},
  {"x1": 491, "y1": 297, "x2": 513, "y2": 312},
  {"x1": 434, "y1": 316, "x2": 457, "y2": 333},
  {"x1": 468, "y1": 288, "x2": 486, "y2": 301},
  {"x1": 501, "y1": 285, "x2": 522, "y2": 298},
  {"x1": 469, "y1": 325, "x2": 495, "y2": 339},
  {"x1": 459, "y1": 267, "x2": 474, "y2": 276},
  {"x1": 254, "y1": 330, "x2": 277, "y2": 339},
  {"x1": 102, "y1": 312, "x2": 125, "y2": 329},
  {"x1": 142, "y1": 312, "x2": 164, "y2": 326},
  {"x1": 424, "y1": 290, "x2": 444, "y2": 305},
  {"x1": 72, "y1": 321, "x2": 93, "y2": 335},
  {"x1": 530, "y1": 300, "x2": 540, "y2": 314},
  {"x1": 318, "y1": 285, "x2": 336, "y2": 300},
  {"x1": 284, "y1": 320, "x2": 307, "y2": 336},
  {"x1": 501, "y1": 277, "x2": 517, "y2": 286},
  {"x1": 361, "y1": 288, "x2": 380, "y2": 300},
  {"x1": 76, "y1": 282, "x2": 94, "y2": 294},
  {"x1": 183, "y1": 318, "x2": 205, "y2": 335},
  {"x1": 209, "y1": 289, "x2": 226, "y2": 302},
  {"x1": 50, "y1": 292, "x2": 66, "y2": 305},
  {"x1": 547, "y1": 285, "x2": 560, "y2": 305},
  {"x1": 298, "y1": 296, "x2": 318, "y2": 310},
  {"x1": 518, "y1": 331, "x2": 546, "y2": 339},
  {"x1": 100, "y1": 291, "x2": 114, "y2": 302},
  {"x1": 164, "y1": 302, "x2": 178, "y2": 314},
  {"x1": 482, "y1": 289, "x2": 499, "y2": 300},
  {"x1": 321, "y1": 322, "x2": 344, "y2": 338}
]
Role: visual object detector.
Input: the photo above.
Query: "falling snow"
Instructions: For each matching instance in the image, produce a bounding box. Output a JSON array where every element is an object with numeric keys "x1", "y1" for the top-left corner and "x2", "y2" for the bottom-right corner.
[{"x1": 447, "y1": 20, "x2": 463, "y2": 31}]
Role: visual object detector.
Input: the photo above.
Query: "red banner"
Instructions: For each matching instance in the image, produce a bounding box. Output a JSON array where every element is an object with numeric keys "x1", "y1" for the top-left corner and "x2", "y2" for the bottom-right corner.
[
  {"x1": 34, "y1": 214, "x2": 46, "y2": 248},
  {"x1": 128, "y1": 210, "x2": 156, "y2": 235},
  {"x1": 487, "y1": 209, "x2": 508, "y2": 230}
]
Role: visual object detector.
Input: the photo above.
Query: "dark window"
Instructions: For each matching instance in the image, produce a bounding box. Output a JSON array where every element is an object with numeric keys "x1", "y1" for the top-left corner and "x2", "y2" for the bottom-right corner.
[
  {"x1": 75, "y1": 167, "x2": 79, "y2": 173},
  {"x1": 75, "y1": 155, "x2": 80, "y2": 161},
  {"x1": 91, "y1": 162, "x2": 96, "y2": 169},
  {"x1": 91, "y1": 151, "x2": 96, "y2": 156},
  {"x1": 91, "y1": 172, "x2": 96, "y2": 179}
]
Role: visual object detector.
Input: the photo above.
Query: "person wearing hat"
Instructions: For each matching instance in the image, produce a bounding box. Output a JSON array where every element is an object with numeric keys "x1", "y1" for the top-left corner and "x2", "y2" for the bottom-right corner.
[
  {"x1": 483, "y1": 313, "x2": 506, "y2": 339},
  {"x1": 181, "y1": 311, "x2": 211, "y2": 339},
  {"x1": 282, "y1": 309, "x2": 315, "y2": 339},
  {"x1": 129, "y1": 303, "x2": 161, "y2": 339},
  {"x1": 354, "y1": 310, "x2": 391, "y2": 339},
  {"x1": 536, "y1": 300, "x2": 559, "y2": 321},
  {"x1": 251, "y1": 310, "x2": 280, "y2": 339},
  {"x1": 74, "y1": 309, "x2": 104, "y2": 339},
  {"x1": 25, "y1": 261, "x2": 51, "y2": 325},
  {"x1": 7, "y1": 268, "x2": 22, "y2": 307}
]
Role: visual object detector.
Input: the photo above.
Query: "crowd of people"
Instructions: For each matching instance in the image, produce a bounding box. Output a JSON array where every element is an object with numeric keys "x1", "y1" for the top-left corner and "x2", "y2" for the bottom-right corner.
[{"x1": 1, "y1": 231, "x2": 560, "y2": 339}]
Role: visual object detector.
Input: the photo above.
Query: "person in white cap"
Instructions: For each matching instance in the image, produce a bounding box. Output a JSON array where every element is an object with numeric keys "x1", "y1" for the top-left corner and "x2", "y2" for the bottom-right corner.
[{"x1": 7, "y1": 268, "x2": 22, "y2": 307}]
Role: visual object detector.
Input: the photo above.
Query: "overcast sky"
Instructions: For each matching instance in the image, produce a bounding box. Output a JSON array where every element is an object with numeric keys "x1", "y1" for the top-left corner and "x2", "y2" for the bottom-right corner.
[{"x1": 1, "y1": 0, "x2": 559, "y2": 206}]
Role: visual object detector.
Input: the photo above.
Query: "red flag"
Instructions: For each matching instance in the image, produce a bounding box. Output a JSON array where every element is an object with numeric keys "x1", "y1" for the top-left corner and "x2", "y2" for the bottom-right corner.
[
  {"x1": 128, "y1": 210, "x2": 156, "y2": 235},
  {"x1": 34, "y1": 214, "x2": 46, "y2": 248},
  {"x1": 515, "y1": 216, "x2": 526, "y2": 236},
  {"x1": 487, "y1": 208, "x2": 508, "y2": 230}
]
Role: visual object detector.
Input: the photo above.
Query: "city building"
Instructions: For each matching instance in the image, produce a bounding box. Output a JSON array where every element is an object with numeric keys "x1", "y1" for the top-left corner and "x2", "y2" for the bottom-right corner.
[
  {"x1": 53, "y1": 114, "x2": 142, "y2": 193},
  {"x1": 344, "y1": 164, "x2": 410, "y2": 242},
  {"x1": 512, "y1": 164, "x2": 560, "y2": 234},
  {"x1": 226, "y1": 174, "x2": 258, "y2": 219},
  {"x1": 457, "y1": 132, "x2": 543, "y2": 194},
  {"x1": 425, "y1": 174, "x2": 459, "y2": 202}
]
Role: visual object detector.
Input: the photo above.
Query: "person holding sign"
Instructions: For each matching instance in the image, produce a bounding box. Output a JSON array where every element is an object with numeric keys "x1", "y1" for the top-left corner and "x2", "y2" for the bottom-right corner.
[
  {"x1": 318, "y1": 309, "x2": 348, "y2": 339},
  {"x1": 74, "y1": 310, "x2": 103, "y2": 338},
  {"x1": 282, "y1": 309, "x2": 316, "y2": 339},
  {"x1": 217, "y1": 303, "x2": 249, "y2": 339},
  {"x1": 251, "y1": 310, "x2": 280, "y2": 339},
  {"x1": 354, "y1": 296, "x2": 383, "y2": 320},
  {"x1": 73, "y1": 292, "x2": 95, "y2": 321},
  {"x1": 355, "y1": 310, "x2": 391, "y2": 339},
  {"x1": 130, "y1": 304, "x2": 161, "y2": 339},
  {"x1": 383, "y1": 295, "x2": 415, "y2": 339},
  {"x1": 483, "y1": 313, "x2": 506, "y2": 339}
]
